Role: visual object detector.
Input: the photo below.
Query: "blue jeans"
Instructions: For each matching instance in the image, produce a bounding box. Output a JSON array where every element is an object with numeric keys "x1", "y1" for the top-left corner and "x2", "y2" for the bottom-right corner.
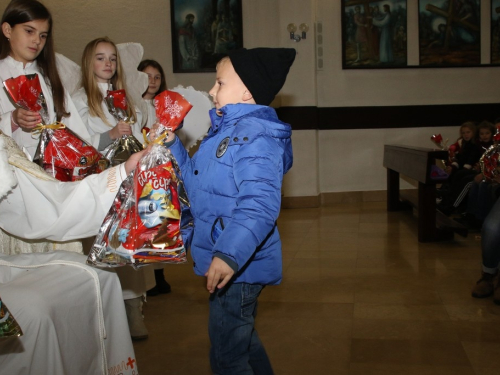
[
  {"x1": 209, "y1": 283, "x2": 273, "y2": 375},
  {"x1": 482, "y1": 197, "x2": 500, "y2": 271}
]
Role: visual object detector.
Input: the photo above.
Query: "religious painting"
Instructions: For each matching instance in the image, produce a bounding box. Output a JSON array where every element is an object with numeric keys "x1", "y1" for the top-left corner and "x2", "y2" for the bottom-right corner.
[
  {"x1": 418, "y1": 0, "x2": 481, "y2": 67},
  {"x1": 492, "y1": 0, "x2": 500, "y2": 64},
  {"x1": 171, "y1": 0, "x2": 243, "y2": 73},
  {"x1": 342, "y1": 0, "x2": 408, "y2": 69}
]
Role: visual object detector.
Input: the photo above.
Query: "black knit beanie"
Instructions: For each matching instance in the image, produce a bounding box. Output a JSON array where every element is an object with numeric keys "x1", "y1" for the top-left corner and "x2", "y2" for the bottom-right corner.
[{"x1": 228, "y1": 48, "x2": 296, "y2": 106}]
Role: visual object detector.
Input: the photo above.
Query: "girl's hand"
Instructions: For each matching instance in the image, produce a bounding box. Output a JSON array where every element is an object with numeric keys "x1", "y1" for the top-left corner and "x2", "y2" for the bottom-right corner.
[
  {"x1": 474, "y1": 173, "x2": 484, "y2": 183},
  {"x1": 445, "y1": 166, "x2": 453, "y2": 175},
  {"x1": 109, "y1": 121, "x2": 132, "y2": 139},
  {"x1": 13, "y1": 108, "x2": 42, "y2": 131}
]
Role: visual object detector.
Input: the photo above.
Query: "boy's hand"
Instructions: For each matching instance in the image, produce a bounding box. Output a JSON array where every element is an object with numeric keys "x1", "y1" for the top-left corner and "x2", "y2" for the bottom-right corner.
[{"x1": 205, "y1": 257, "x2": 234, "y2": 293}]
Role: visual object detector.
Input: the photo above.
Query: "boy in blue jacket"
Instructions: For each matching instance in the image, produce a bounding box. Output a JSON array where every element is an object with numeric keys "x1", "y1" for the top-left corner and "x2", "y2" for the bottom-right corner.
[{"x1": 166, "y1": 47, "x2": 295, "y2": 374}]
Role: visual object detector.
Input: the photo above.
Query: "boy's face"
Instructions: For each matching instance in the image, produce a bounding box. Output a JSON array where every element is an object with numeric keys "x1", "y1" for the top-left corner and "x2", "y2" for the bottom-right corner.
[{"x1": 209, "y1": 59, "x2": 254, "y2": 111}]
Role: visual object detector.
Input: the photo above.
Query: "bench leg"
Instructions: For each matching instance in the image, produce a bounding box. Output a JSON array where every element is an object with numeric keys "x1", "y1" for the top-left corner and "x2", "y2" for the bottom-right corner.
[
  {"x1": 387, "y1": 169, "x2": 401, "y2": 211},
  {"x1": 418, "y1": 182, "x2": 453, "y2": 242},
  {"x1": 418, "y1": 182, "x2": 437, "y2": 242}
]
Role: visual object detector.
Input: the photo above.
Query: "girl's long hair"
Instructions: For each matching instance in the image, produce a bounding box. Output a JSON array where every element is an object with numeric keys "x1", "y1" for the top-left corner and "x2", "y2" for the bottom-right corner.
[
  {"x1": 137, "y1": 59, "x2": 167, "y2": 98},
  {"x1": 81, "y1": 37, "x2": 137, "y2": 126},
  {"x1": 0, "y1": 0, "x2": 69, "y2": 121}
]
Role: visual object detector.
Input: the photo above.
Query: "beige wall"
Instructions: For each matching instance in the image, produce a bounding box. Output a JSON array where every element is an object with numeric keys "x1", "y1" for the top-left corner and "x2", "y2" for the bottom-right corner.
[{"x1": 7, "y1": 0, "x2": 498, "y2": 197}]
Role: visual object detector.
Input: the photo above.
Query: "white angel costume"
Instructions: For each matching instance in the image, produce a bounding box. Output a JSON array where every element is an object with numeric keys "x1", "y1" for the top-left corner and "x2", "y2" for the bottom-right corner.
[
  {"x1": 0, "y1": 55, "x2": 93, "y2": 160},
  {"x1": 72, "y1": 83, "x2": 144, "y2": 151},
  {"x1": 70, "y1": 43, "x2": 148, "y2": 152},
  {"x1": 0, "y1": 133, "x2": 138, "y2": 375}
]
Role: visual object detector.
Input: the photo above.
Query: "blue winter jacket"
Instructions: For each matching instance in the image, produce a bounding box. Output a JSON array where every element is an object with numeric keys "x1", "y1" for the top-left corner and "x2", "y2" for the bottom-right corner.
[{"x1": 168, "y1": 103, "x2": 293, "y2": 285}]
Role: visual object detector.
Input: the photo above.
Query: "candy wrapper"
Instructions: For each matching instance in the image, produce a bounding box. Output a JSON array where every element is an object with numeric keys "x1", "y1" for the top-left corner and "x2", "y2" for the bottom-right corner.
[
  {"x1": 35, "y1": 125, "x2": 109, "y2": 181},
  {"x1": 148, "y1": 90, "x2": 193, "y2": 139},
  {"x1": 3, "y1": 74, "x2": 108, "y2": 181},
  {"x1": 3, "y1": 73, "x2": 49, "y2": 123},
  {"x1": 102, "y1": 89, "x2": 144, "y2": 166},
  {"x1": 87, "y1": 90, "x2": 193, "y2": 268},
  {"x1": 0, "y1": 296, "x2": 23, "y2": 338}
]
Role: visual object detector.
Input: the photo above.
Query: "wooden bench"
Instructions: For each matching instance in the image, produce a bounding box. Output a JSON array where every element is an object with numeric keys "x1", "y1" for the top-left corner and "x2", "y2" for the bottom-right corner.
[{"x1": 383, "y1": 144, "x2": 468, "y2": 242}]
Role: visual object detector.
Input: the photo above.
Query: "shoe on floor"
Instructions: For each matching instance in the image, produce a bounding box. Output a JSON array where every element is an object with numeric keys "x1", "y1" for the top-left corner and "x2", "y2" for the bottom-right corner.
[
  {"x1": 146, "y1": 286, "x2": 160, "y2": 297},
  {"x1": 472, "y1": 271, "x2": 497, "y2": 298},
  {"x1": 157, "y1": 280, "x2": 171, "y2": 294},
  {"x1": 124, "y1": 297, "x2": 148, "y2": 340}
]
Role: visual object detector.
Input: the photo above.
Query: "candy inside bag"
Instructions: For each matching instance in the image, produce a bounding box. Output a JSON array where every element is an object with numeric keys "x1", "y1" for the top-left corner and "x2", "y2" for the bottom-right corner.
[
  {"x1": 0, "y1": 296, "x2": 23, "y2": 338},
  {"x1": 87, "y1": 144, "x2": 189, "y2": 268},
  {"x1": 35, "y1": 125, "x2": 109, "y2": 181},
  {"x1": 3, "y1": 74, "x2": 107, "y2": 181},
  {"x1": 3, "y1": 74, "x2": 50, "y2": 124},
  {"x1": 102, "y1": 89, "x2": 144, "y2": 166}
]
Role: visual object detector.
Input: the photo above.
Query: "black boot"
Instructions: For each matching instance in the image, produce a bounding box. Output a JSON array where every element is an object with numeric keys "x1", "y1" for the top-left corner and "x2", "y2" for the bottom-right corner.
[{"x1": 147, "y1": 269, "x2": 171, "y2": 296}]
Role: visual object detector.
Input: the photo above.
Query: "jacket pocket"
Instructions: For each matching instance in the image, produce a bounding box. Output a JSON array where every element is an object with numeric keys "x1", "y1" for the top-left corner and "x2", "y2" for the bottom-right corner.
[{"x1": 210, "y1": 217, "x2": 225, "y2": 243}]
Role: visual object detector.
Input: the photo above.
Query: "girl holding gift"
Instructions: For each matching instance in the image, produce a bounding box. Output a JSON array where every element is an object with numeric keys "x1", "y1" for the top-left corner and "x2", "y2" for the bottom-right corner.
[
  {"x1": 138, "y1": 59, "x2": 167, "y2": 132},
  {"x1": 0, "y1": 0, "x2": 91, "y2": 159},
  {"x1": 74, "y1": 38, "x2": 152, "y2": 339},
  {"x1": 73, "y1": 37, "x2": 144, "y2": 152}
]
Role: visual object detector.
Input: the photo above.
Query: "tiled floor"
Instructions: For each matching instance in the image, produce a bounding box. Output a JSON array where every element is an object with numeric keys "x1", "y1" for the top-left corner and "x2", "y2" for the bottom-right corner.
[{"x1": 133, "y1": 202, "x2": 499, "y2": 375}]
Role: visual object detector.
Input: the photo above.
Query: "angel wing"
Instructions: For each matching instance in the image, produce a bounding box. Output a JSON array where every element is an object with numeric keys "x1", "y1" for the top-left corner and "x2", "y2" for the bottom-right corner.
[
  {"x1": 170, "y1": 85, "x2": 213, "y2": 150},
  {"x1": 116, "y1": 43, "x2": 148, "y2": 116},
  {"x1": 55, "y1": 52, "x2": 81, "y2": 96},
  {"x1": 55, "y1": 43, "x2": 148, "y2": 113}
]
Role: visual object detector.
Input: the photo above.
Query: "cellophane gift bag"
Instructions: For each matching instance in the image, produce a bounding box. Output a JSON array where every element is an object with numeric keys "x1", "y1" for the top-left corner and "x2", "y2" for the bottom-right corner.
[
  {"x1": 3, "y1": 74, "x2": 108, "y2": 181},
  {"x1": 101, "y1": 89, "x2": 144, "y2": 166},
  {"x1": 88, "y1": 90, "x2": 193, "y2": 268},
  {"x1": 0, "y1": 296, "x2": 23, "y2": 338}
]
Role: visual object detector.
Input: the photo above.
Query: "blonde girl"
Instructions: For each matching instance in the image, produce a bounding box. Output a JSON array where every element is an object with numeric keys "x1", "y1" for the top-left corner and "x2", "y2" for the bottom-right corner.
[{"x1": 72, "y1": 37, "x2": 143, "y2": 151}]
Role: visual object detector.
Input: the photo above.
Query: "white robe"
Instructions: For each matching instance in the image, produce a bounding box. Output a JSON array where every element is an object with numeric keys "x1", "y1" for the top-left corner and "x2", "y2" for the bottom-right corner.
[
  {"x1": 72, "y1": 84, "x2": 144, "y2": 151},
  {"x1": 0, "y1": 251, "x2": 139, "y2": 375},
  {"x1": 0, "y1": 136, "x2": 138, "y2": 374},
  {"x1": 0, "y1": 55, "x2": 93, "y2": 160}
]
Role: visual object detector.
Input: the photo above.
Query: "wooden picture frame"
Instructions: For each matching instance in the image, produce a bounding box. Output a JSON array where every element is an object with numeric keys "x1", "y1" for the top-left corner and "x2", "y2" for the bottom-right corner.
[
  {"x1": 492, "y1": 0, "x2": 500, "y2": 64},
  {"x1": 418, "y1": 0, "x2": 481, "y2": 67},
  {"x1": 342, "y1": 0, "x2": 408, "y2": 69},
  {"x1": 170, "y1": 0, "x2": 243, "y2": 73}
]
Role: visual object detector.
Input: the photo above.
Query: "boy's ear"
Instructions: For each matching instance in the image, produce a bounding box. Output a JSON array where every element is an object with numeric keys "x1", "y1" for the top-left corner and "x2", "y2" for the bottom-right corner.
[
  {"x1": 242, "y1": 89, "x2": 253, "y2": 102},
  {"x1": 1, "y1": 23, "x2": 12, "y2": 39}
]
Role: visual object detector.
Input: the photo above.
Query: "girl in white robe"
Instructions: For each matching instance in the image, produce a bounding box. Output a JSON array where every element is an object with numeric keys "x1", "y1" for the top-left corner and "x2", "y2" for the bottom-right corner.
[
  {"x1": 72, "y1": 37, "x2": 144, "y2": 152},
  {"x1": 0, "y1": 0, "x2": 91, "y2": 160}
]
